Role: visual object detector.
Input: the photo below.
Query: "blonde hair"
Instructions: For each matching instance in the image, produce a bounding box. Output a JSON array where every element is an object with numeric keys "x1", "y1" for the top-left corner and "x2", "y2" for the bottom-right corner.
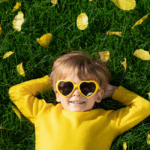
[{"x1": 49, "y1": 50, "x2": 111, "y2": 94}]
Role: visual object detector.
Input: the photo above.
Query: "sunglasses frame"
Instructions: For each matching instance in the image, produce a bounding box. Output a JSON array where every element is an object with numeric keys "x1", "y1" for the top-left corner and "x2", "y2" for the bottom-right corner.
[{"x1": 56, "y1": 80, "x2": 101, "y2": 98}]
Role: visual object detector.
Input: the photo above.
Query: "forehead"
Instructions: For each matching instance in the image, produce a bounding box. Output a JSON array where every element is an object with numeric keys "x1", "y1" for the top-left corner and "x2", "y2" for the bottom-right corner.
[
  {"x1": 64, "y1": 73, "x2": 79, "y2": 82},
  {"x1": 57, "y1": 66, "x2": 99, "y2": 84},
  {"x1": 64, "y1": 72, "x2": 97, "y2": 84}
]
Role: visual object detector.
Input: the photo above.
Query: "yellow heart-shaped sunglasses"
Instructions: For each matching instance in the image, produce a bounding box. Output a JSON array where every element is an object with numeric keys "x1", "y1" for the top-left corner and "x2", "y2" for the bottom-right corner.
[{"x1": 56, "y1": 80, "x2": 101, "y2": 98}]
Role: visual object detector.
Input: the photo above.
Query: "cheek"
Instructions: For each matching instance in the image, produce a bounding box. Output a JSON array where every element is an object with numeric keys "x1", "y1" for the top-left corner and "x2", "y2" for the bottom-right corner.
[
  {"x1": 88, "y1": 96, "x2": 97, "y2": 105},
  {"x1": 89, "y1": 100, "x2": 96, "y2": 105},
  {"x1": 59, "y1": 95, "x2": 70, "y2": 102}
]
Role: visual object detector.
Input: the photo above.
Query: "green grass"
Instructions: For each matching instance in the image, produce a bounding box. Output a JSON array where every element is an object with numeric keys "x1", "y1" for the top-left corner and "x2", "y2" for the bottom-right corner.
[{"x1": 0, "y1": 0, "x2": 150, "y2": 149}]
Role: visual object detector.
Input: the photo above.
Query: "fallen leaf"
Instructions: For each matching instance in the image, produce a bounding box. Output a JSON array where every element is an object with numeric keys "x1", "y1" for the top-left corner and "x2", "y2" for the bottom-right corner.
[
  {"x1": 77, "y1": 13, "x2": 88, "y2": 30},
  {"x1": 3, "y1": 51, "x2": 14, "y2": 59},
  {"x1": 147, "y1": 134, "x2": 150, "y2": 145},
  {"x1": 121, "y1": 58, "x2": 127, "y2": 72},
  {"x1": 123, "y1": 142, "x2": 127, "y2": 150},
  {"x1": 111, "y1": 0, "x2": 136, "y2": 11},
  {"x1": 132, "y1": 15, "x2": 148, "y2": 29},
  {"x1": 148, "y1": 92, "x2": 150, "y2": 99},
  {"x1": 12, "y1": 105, "x2": 22, "y2": 120},
  {"x1": 98, "y1": 51, "x2": 110, "y2": 62},
  {"x1": 51, "y1": 0, "x2": 57, "y2": 5},
  {"x1": 0, "y1": 25, "x2": 2, "y2": 35},
  {"x1": 106, "y1": 31, "x2": 122, "y2": 37},
  {"x1": 37, "y1": 33, "x2": 52, "y2": 48},
  {"x1": 12, "y1": 2, "x2": 21, "y2": 12},
  {"x1": 12, "y1": 11, "x2": 24, "y2": 31},
  {"x1": 133, "y1": 49, "x2": 150, "y2": 60},
  {"x1": 17, "y1": 62, "x2": 25, "y2": 77}
]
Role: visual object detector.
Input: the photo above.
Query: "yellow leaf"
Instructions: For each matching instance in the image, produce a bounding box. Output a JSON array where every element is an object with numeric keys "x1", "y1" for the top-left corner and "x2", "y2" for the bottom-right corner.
[
  {"x1": 37, "y1": 33, "x2": 52, "y2": 48},
  {"x1": 12, "y1": 2, "x2": 21, "y2": 12},
  {"x1": 147, "y1": 134, "x2": 150, "y2": 145},
  {"x1": 132, "y1": 15, "x2": 148, "y2": 29},
  {"x1": 148, "y1": 92, "x2": 150, "y2": 99},
  {"x1": 89, "y1": 0, "x2": 92, "y2": 1},
  {"x1": 12, "y1": 105, "x2": 22, "y2": 120},
  {"x1": 51, "y1": 0, "x2": 57, "y2": 5},
  {"x1": 121, "y1": 58, "x2": 127, "y2": 72},
  {"x1": 111, "y1": 0, "x2": 136, "y2": 11},
  {"x1": 133, "y1": 49, "x2": 150, "y2": 60},
  {"x1": 17, "y1": 62, "x2": 25, "y2": 77},
  {"x1": 98, "y1": 51, "x2": 110, "y2": 62},
  {"x1": 123, "y1": 142, "x2": 127, "y2": 150},
  {"x1": 12, "y1": 11, "x2": 24, "y2": 31},
  {"x1": 106, "y1": 31, "x2": 122, "y2": 37},
  {"x1": 77, "y1": 13, "x2": 88, "y2": 30},
  {"x1": 3, "y1": 51, "x2": 14, "y2": 59},
  {"x1": 0, "y1": 25, "x2": 2, "y2": 35}
]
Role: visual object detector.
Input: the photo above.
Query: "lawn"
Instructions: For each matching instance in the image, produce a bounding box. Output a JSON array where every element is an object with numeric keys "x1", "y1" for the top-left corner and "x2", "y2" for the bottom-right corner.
[{"x1": 0, "y1": 0, "x2": 150, "y2": 149}]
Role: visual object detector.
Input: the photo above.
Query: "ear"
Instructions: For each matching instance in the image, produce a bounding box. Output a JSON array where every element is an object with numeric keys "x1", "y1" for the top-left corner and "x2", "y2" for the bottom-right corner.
[
  {"x1": 55, "y1": 90, "x2": 60, "y2": 102},
  {"x1": 95, "y1": 90, "x2": 104, "y2": 103}
]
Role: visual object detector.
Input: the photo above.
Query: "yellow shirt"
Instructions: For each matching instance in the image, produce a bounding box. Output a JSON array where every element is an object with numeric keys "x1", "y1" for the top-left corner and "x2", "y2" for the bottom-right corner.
[{"x1": 9, "y1": 75, "x2": 150, "y2": 150}]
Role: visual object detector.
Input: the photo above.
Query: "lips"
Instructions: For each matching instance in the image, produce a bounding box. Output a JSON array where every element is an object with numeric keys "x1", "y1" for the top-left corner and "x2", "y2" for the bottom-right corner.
[{"x1": 69, "y1": 100, "x2": 85, "y2": 104}]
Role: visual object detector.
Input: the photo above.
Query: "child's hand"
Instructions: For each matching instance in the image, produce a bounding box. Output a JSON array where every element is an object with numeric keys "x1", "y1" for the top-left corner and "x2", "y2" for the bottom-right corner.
[{"x1": 102, "y1": 84, "x2": 118, "y2": 99}]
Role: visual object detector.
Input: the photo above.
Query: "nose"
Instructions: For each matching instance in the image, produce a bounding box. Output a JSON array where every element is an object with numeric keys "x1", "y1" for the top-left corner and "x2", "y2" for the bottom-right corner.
[{"x1": 72, "y1": 87, "x2": 81, "y2": 96}]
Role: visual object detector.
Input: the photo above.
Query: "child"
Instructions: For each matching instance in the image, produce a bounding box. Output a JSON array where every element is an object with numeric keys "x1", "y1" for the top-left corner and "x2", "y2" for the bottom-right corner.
[{"x1": 9, "y1": 51, "x2": 150, "y2": 150}]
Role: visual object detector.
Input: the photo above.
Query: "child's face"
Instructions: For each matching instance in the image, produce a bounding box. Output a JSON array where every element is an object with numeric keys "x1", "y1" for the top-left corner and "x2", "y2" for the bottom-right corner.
[{"x1": 55, "y1": 72, "x2": 104, "y2": 112}]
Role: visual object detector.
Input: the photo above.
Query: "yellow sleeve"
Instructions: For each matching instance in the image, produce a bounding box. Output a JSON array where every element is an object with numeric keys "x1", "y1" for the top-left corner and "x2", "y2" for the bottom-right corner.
[
  {"x1": 111, "y1": 86, "x2": 150, "y2": 134},
  {"x1": 9, "y1": 75, "x2": 54, "y2": 124}
]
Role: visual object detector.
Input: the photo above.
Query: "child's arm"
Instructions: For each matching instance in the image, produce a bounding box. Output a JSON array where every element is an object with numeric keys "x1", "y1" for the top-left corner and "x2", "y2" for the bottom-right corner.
[
  {"x1": 102, "y1": 84, "x2": 118, "y2": 99},
  {"x1": 9, "y1": 75, "x2": 54, "y2": 124},
  {"x1": 110, "y1": 86, "x2": 150, "y2": 135}
]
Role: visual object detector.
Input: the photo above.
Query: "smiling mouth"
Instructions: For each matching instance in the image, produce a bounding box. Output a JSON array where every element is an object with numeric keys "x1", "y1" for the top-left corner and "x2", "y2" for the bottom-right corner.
[{"x1": 69, "y1": 101, "x2": 85, "y2": 104}]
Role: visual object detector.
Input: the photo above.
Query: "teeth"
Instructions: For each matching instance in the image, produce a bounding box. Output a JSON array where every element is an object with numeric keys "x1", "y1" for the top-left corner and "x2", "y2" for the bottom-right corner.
[{"x1": 70, "y1": 102, "x2": 85, "y2": 104}]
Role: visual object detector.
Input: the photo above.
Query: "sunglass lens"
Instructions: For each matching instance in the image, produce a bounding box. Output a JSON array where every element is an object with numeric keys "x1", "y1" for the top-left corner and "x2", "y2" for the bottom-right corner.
[
  {"x1": 80, "y1": 82, "x2": 96, "y2": 97},
  {"x1": 58, "y1": 81, "x2": 73, "y2": 96}
]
